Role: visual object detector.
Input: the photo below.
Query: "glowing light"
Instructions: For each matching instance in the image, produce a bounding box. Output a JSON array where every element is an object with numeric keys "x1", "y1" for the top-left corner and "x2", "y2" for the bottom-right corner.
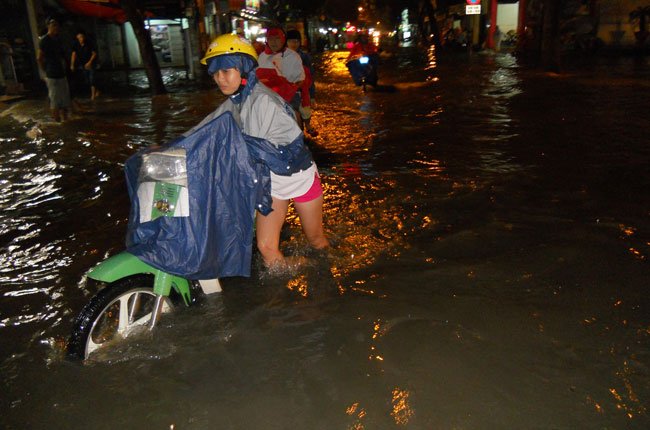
[
  {"x1": 426, "y1": 44, "x2": 438, "y2": 72},
  {"x1": 603, "y1": 360, "x2": 648, "y2": 419},
  {"x1": 345, "y1": 402, "x2": 367, "y2": 428},
  {"x1": 391, "y1": 388, "x2": 414, "y2": 425},
  {"x1": 628, "y1": 247, "x2": 645, "y2": 260},
  {"x1": 286, "y1": 275, "x2": 308, "y2": 297},
  {"x1": 586, "y1": 395, "x2": 603, "y2": 413},
  {"x1": 619, "y1": 224, "x2": 636, "y2": 236},
  {"x1": 346, "y1": 403, "x2": 360, "y2": 415}
]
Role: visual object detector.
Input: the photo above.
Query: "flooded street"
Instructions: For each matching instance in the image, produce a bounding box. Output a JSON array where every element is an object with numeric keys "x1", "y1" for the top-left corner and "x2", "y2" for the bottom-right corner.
[{"x1": 1, "y1": 46, "x2": 649, "y2": 429}]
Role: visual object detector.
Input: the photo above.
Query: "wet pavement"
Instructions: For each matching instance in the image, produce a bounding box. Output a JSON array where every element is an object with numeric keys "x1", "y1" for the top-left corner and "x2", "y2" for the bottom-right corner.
[{"x1": 1, "y1": 46, "x2": 649, "y2": 429}]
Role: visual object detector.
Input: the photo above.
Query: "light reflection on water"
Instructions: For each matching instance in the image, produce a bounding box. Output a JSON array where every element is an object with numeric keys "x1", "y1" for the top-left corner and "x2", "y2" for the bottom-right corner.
[{"x1": 0, "y1": 49, "x2": 649, "y2": 428}]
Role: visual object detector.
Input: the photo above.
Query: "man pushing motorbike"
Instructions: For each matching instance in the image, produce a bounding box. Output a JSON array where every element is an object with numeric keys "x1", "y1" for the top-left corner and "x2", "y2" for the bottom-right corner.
[{"x1": 185, "y1": 34, "x2": 329, "y2": 269}]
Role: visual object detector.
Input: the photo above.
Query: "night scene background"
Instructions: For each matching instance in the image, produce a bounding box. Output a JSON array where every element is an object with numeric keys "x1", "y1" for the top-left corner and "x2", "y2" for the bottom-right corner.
[{"x1": 1, "y1": 0, "x2": 649, "y2": 428}]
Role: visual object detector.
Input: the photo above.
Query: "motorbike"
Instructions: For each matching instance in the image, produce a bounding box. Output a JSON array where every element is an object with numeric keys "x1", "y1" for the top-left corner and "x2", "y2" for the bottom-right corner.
[
  {"x1": 66, "y1": 257, "x2": 222, "y2": 360},
  {"x1": 345, "y1": 53, "x2": 378, "y2": 92},
  {"x1": 67, "y1": 148, "x2": 222, "y2": 360},
  {"x1": 67, "y1": 113, "x2": 268, "y2": 361}
]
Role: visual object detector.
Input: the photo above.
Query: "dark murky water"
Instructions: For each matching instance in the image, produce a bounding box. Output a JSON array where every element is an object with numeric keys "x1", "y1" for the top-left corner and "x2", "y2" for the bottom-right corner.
[{"x1": 1, "y1": 47, "x2": 649, "y2": 429}]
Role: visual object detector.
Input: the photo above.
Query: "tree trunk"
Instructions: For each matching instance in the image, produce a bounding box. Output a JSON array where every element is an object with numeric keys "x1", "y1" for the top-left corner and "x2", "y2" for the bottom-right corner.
[
  {"x1": 541, "y1": 0, "x2": 562, "y2": 72},
  {"x1": 120, "y1": 0, "x2": 167, "y2": 95},
  {"x1": 422, "y1": 0, "x2": 442, "y2": 47}
]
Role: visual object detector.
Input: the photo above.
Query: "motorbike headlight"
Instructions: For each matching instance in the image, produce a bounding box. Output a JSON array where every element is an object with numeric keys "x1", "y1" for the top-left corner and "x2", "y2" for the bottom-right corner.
[
  {"x1": 359, "y1": 56, "x2": 370, "y2": 64},
  {"x1": 140, "y1": 149, "x2": 187, "y2": 184}
]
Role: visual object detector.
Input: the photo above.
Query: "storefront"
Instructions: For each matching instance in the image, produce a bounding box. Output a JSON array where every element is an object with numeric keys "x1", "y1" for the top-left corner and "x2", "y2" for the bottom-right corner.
[
  {"x1": 141, "y1": 19, "x2": 186, "y2": 67},
  {"x1": 228, "y1": 0, "x2": 269, "y2": 45}
]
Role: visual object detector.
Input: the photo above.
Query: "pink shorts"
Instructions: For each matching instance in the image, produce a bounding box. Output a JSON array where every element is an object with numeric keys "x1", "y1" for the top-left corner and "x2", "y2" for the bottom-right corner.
[{"x1": 293, "y1": 173, "x2": 323, "y2": 203}]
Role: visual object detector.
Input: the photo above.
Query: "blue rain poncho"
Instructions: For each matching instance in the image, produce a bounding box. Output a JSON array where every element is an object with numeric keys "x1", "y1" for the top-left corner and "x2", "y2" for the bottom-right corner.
[{"x1": 124, "y1": 111, "x2": 312, "y2": 279}]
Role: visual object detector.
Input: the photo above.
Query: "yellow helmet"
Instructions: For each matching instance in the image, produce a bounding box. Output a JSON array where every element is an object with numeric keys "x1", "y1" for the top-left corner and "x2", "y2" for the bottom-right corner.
[{"x1": 200, "y1": 33, "x2": 258, "y2": 65}]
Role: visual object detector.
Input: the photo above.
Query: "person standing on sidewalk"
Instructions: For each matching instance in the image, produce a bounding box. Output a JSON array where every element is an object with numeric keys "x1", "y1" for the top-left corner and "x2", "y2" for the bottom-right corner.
[
  {"x1": 494, "y1": 26, "x2": 503, "y2": 52},
  {"x1": 37, "y1": 17, "x2": 70, "y2": 122},
  {"x1": 70, "y1": 30, "x2": 99, "y2": 100}
]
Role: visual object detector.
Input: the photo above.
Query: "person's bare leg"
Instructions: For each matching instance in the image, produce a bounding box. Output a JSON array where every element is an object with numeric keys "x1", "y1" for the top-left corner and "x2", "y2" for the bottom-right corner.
[
  {"x1": 256, "y1": 197, "x2": 289, "y2": 267},
  {"x1": 294, "y1": 195, "x2": 329, "y2": 249}
]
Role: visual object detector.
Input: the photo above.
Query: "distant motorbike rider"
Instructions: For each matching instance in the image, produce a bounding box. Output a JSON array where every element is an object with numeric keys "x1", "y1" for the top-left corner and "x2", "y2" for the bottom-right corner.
[
  {"x1": 347, "y1": 33, "x2": 378, "y2": 61},
  {"x1": 345, "y1": 33, "x2": 379, "y2": 88}
]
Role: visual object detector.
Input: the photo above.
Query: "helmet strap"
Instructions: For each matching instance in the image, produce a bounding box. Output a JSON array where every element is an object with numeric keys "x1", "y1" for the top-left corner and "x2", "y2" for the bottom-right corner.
[{"x1": 231, "y1": 77, "x2": 248, "y2": 100}]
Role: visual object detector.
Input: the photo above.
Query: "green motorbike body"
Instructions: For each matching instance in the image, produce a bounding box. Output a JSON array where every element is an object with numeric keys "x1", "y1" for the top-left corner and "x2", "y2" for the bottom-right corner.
[{"x1": 87, "y1": 252, "x2": 192, "y2": 306}]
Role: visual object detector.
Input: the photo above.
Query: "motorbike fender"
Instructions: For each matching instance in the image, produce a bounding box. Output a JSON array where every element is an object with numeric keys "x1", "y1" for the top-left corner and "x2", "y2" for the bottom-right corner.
[
  {"x1": 87, "y1": 252, "x2": 191, "y2": 305},
  {"x1": 87, "y1": 252, "x2": 157, "y2": 282}
]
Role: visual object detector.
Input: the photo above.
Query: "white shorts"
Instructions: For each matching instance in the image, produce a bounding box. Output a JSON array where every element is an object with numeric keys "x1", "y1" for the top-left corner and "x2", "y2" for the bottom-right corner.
[
  {"x1": 46, "y1": 77, "x2": 70, "y2": 109},
  {"x1": 270, "y1": 162, "x2": 317, "y2": 200}
]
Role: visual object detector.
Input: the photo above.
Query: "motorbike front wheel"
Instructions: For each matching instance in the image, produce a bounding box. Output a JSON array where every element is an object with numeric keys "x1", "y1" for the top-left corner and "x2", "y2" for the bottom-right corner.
[{"x1": 67, "y1": 275, "x2": 175, "y2": 360}]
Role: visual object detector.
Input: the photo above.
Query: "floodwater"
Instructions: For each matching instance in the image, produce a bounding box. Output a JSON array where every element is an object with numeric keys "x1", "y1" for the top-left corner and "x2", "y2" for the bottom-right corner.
[{"x1": 1, "y1": 46, "x2": 649, "y2": 429}]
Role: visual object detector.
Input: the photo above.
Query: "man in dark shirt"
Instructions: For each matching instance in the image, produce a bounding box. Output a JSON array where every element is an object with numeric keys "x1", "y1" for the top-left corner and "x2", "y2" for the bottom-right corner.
[
  {"x1": 37, "y1": 17, "x2": 70, "y2": 122},
  {"x1": 70, "y1": 30, "x2": 99, "y2": 100}
]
